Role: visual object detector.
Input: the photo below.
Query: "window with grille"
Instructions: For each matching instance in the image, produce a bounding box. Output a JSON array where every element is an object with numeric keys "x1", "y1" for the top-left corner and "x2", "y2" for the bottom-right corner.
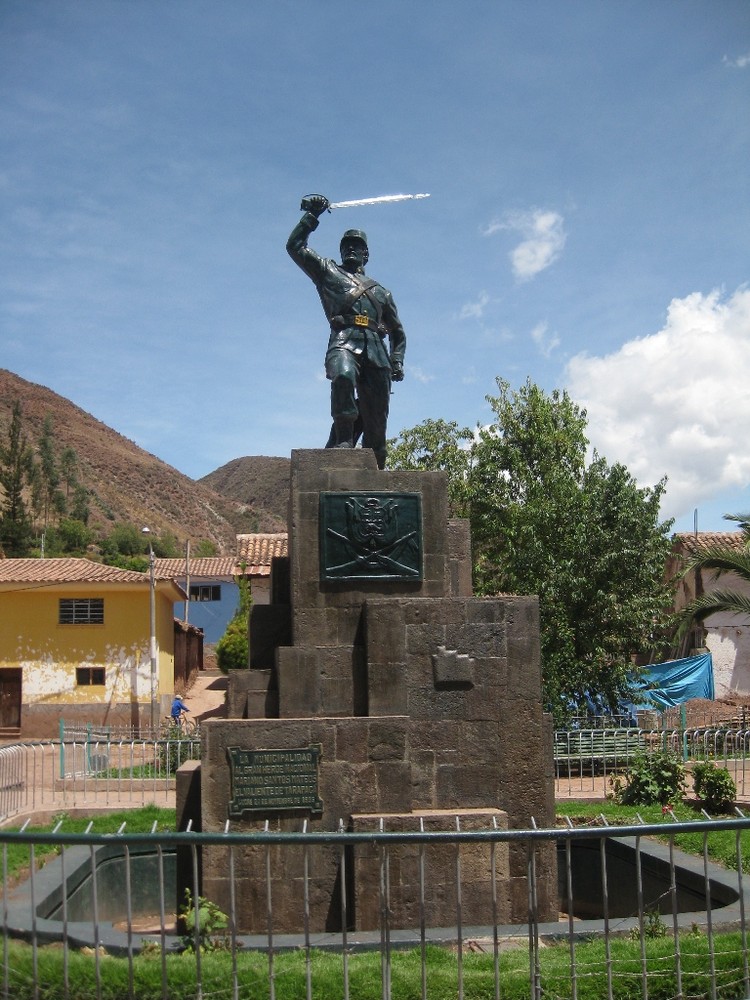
[
  {"x1": 59, "y1": 598, "x2": 104, "y2": 625},
  {"x1": 189, "y1": 585, "x2": 221, "y2": 602}
]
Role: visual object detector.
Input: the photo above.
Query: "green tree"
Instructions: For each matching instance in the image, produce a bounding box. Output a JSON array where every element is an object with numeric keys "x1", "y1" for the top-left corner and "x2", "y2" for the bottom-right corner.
[
  {"x1": 102, "y1": 522, "x2": 147, "y2": 557},
  {"x1": 387, "y1": 418, "x2": 474, "y2": 517},
  {"x1": 59, "y1": 446, "x2": 79, "y2": 499},
  {"x1": 151, "y1": 531, "x2": 180, "y2": 558},
  {"x1": 36, "y1": 415, "x2": 66, "y2": 528},
  {"x1": 70, "y1": 484, "x2": 91, "y2": 524},
  {"x1": 388, "y1": 378, "x2": 675, "y2": 723},
  {"x1": 57, "y1": 517, "x2": 93, "y2": 554},
  {"x1": 677, "y1": 513, "x2": 750, "y2": 637},
  {"x1": 0, "y1": 401, "x2": 34, "y2": 556},
  {"x1": 216, "y1": 572, "x2": 252, "y2": 672}
]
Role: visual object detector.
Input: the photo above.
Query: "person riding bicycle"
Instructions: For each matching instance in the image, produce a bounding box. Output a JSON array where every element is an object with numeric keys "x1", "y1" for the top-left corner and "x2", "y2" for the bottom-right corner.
[{"x1": 170, "y1": 693, "x2": 190, "y2": 726}]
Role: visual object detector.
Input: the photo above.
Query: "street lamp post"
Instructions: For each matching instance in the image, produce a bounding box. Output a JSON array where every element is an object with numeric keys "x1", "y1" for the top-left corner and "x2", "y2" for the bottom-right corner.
[{"x1": 142, "y1": 528, "x2": 158, "y2": 734}]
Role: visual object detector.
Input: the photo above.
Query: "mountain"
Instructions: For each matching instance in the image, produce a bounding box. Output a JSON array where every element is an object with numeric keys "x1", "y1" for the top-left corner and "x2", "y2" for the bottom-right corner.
[
  {"x1": 0, "y1": 369, "x2": 287, "y2": 553},
  {"x1": 199, "y1": 456, "x2": 290, "y2": 522}
]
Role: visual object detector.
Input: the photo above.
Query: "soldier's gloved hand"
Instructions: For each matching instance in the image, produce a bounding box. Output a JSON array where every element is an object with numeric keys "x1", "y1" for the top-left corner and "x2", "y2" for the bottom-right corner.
[
  {"x1": 391, "y1": 363, "x2": 404, "y2": 382},
  {"x1": 300, "y1": 194, "x2": 330, "y2": 217}
]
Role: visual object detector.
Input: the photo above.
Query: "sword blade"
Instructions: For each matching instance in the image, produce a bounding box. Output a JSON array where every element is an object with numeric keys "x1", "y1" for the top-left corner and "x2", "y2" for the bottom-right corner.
[{"x1": 328, "y1": 193, "x2": 431, "y2": 210}]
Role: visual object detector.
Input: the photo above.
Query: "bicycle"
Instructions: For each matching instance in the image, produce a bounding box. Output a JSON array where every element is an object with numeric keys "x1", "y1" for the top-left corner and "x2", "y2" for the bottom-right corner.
[{"x1": 163, "y1": 712, "x2": 198, "y2": 736}]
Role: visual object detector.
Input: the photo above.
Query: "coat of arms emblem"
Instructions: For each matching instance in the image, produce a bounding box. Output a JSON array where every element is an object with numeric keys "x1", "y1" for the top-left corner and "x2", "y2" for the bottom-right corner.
[{"x1": 319, "y1": 492, "x2": 422, "y2": 581}]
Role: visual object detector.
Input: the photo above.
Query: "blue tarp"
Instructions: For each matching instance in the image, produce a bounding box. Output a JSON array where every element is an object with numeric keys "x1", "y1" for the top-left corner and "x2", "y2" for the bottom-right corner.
[{"x1": 635, "y1": 652, "x2": 715, "y2": 709}]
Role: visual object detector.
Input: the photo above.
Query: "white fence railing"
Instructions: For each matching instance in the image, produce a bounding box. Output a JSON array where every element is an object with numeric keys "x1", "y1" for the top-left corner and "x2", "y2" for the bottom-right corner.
[
  {"x1": 4, "y1": 730, "x2": 750, "y2": 825},
  {"x1": 0, "y1": 739, "x2": 200, "y2": 824}
]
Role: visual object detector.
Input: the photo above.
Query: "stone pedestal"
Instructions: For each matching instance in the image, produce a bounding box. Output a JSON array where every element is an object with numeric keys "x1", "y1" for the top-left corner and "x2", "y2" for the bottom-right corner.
[{"x1": 195, "y1": 448, "x2": 556, "y2": 933}]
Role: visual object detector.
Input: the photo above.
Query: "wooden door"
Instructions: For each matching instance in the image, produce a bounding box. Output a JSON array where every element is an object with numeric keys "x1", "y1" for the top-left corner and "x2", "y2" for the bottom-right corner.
[{"x1": 0, "y1": 669, "x2": 22, "y2": 729}]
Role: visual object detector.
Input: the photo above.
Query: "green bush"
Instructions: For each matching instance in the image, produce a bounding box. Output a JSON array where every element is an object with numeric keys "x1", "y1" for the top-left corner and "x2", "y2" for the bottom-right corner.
[
  {"x1": 692, "y1": 761, "x2": 736, "y2": 812},
  {"x1": 157, "y1": 721, "x2": 200, "y2": 774},
  {"x1": 215, "y1": 573, "x2": 251, "y2": 673},
  {"x1": 178, "y1": 888, "x2": 229, "y2": 952},
  {"x1": 215, "y1": 627, "x2": 248, "y2": 672},
  {"x1": 613, "y1": 748, "x2": 686, "y2": 806}
]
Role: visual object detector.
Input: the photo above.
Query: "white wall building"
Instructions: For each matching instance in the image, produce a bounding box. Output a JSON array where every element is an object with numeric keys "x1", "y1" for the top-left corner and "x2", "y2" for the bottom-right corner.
[{"x1": 669, "y1": 532, "x2": 750, "y2": 698}]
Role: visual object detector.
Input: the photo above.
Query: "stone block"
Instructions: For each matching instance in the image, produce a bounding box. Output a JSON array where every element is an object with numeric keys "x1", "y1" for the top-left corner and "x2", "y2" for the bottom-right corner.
[
  {"x1": 351, "y1": 809, "x2": 511, "y2": 930},
  {"x1": 276, "y1": 645, "x2": 363, "y2": 718},
  {"x1": 270, "y1": 556, "x2": 290, "y2": 605},
  {"x1": 250, "y1": 605, "x2": 291, "y2": 669},
  {"x1": 227, "y1": 668, "x2": 275, "y2": 719},
  {"x1": 406, "y1": 622, "x2": 447, "y2": 657},
  {"x1": 367, "y1": 718, "x2": 408, "y2": 760},
  {"x1": 291, "y1": 447, "x2": 378, "y2": 478},
  {"x1": 447, "y1": 519, "x2": 472, "y2": 597},
  {"x1": 292, "y1": 607, "x2": 331, "y2": 645},
  {"x1": 367, "y1": 659, "x2": 408, "y2": 716},
  {"x1": 448, "y1": 621, "x2": 507, "y2": 659},
  {"x1": 466, "y1": 598, "x2": 505, "y2": 623},
  {"x1": 176, "y1": 760, "x2": 201, "y2": 832},
  {"x1": 364, "y1": 600, "x2": 405, "y2": 659}
]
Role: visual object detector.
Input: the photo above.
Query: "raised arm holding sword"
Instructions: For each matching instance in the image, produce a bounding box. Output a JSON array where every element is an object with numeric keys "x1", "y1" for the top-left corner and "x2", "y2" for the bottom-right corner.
[{"x1": 287, "y1": 192, "x2": 428, "y2": 469}]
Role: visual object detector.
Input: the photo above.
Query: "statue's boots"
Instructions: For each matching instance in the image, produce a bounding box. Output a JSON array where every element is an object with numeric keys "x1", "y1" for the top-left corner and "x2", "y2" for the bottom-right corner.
[{"x1": 332, "y1": 416, "x2": 355, "y2": 449}]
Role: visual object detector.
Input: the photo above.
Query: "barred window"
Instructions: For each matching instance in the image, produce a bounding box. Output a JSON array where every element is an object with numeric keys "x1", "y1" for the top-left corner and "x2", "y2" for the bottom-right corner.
[
  {"x1": 190, "y1": 585, "x2": 221, "y2": 602},
  {"x1": 59, "y1": 598, "x2": 104, "y2": 625},
  {"x1": 76, "y1": 667, "x2": 105, "y2": 686}
]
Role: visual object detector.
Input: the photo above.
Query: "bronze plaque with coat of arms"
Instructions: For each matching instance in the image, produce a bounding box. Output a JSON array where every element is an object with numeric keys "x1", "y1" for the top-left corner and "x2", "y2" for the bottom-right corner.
[{"x1": 319, "y1": 492, "x2": 422, "y2": 581}]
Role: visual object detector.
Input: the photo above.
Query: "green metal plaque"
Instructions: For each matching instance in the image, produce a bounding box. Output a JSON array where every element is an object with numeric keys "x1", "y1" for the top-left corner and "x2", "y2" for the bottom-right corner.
[
  {"x1": 319, "y1": 492, "x2": 422, "y2": 581},
  {"x1": 227, "y1": 745, "x2": 323, "y2": 816}
]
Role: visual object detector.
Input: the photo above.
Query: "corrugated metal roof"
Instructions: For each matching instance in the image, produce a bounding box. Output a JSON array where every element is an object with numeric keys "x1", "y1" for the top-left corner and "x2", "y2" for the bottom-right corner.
[{"x1": 0, "y1": 557, "x2": 150, "y2": 584}]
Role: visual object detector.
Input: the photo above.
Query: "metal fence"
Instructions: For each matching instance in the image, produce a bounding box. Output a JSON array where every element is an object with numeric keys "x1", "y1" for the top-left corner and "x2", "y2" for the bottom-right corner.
[
  {"x1": 1, "y1": 813, "x2": 749, "y2": 1000},
  {"x1": 0, "y1": 738, "x2": 199, "y2": 823},
  {"x1": 3, "y1": 730, "x2": 750, "y2": 826},
  {"x1": 555, "y1": 726, "x2": 750, "y2": 799}
]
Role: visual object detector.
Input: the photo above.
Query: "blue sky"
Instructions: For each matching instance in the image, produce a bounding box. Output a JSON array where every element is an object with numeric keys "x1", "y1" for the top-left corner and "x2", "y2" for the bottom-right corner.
[{"x1": 1, "y1": 1, "x2": 748, "y2": 534}]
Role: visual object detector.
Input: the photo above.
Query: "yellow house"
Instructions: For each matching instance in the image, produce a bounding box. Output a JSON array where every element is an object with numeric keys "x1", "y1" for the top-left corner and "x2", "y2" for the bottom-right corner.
[{"x1": 0, "y1": 558, "x2": 185, "y2": 739}]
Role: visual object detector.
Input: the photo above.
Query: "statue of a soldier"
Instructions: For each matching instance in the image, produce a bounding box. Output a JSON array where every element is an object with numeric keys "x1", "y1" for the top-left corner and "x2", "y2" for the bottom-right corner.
[{"x1": 287, "y1": 193, "x2": 406, "y2": 470}]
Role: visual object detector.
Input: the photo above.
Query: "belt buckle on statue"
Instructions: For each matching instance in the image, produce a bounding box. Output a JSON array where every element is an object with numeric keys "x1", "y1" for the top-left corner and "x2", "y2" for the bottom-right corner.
[{"x1": 354, "y1": 315, "x2": 369, "y2": 327}]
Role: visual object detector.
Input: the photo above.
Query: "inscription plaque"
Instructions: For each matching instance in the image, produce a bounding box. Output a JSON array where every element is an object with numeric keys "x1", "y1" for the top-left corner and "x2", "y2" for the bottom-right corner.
[
  {"x1": 319, "y1": 492, "x2": 422, "y2": 582},
  {"x1": 227, "y1": 745, "x2": 323, "y2": 816}
]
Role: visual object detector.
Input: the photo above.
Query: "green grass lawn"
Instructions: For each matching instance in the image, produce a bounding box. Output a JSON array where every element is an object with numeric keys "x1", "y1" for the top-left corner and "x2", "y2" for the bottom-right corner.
[
  {"x1": 556, "y1": 799, "x2": 750, "y2": 872},
  {"x1": 4, "y1": 933, "x2": 749, "y2": 1000},
  {"x1": 1, "y1": 803, "x2": 176, "y2": 881}
]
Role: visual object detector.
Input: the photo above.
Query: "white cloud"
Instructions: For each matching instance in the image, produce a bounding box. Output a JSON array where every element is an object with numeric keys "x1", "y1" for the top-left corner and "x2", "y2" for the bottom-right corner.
[
  {"x1": 484, "y1": 209, "x2": 566, "y2": 281},
  {"x1": 565, "y1": 286, "x2": 750, "y2": 521},
  {"x1": 531, "y1": 320, "x2": 560, "y2": 358},
  {"x1": 458, "y1": 291, "x2": 490, "y2": 320},
  {"x1": 409, "y1": 366, "x2": 435, "y2": 384},
  {"x1": 723, "y1": 52, "x2": 750, "y2": 69}
]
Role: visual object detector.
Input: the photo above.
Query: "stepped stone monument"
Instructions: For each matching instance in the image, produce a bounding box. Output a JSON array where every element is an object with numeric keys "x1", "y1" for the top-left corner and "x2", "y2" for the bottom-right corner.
[{"x1": 178, "y1": 448, "x2": 556, "y2": 933}]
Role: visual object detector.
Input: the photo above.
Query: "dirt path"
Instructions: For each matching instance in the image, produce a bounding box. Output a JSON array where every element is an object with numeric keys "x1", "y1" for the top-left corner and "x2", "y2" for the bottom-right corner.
[{"x1": 183, "y1": 668, "x2": 227, "y2": 724}]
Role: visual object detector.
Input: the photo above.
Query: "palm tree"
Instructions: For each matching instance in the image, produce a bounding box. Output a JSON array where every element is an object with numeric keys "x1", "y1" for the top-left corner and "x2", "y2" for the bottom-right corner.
[{"x1": 677, "y1": 513, "x2": 750, "y2": 640}]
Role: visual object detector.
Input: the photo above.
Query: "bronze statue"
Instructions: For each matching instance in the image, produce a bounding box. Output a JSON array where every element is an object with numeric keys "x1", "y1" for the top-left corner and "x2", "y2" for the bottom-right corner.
[{"x1": 287, "y1": 194, "x2": 406, "y2": 470}]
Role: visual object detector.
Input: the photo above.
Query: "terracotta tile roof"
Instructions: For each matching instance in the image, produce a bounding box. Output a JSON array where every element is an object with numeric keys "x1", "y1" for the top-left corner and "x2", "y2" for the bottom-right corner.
[
  {"x1": 154, "y1": 539, "x2": 289, "y2": 581},
  {"x1": 154, "y1": 557, "x2": 238, "y2": 580},
  {"x1": 236, "y1": 533, "x2": 288, "y2": 576},
  {"x1": 0, "y1": 557, "x2": 149, "y2": 585},
  {"x1": 672, "y1": 531, "x2": 747, "y2": 556}
]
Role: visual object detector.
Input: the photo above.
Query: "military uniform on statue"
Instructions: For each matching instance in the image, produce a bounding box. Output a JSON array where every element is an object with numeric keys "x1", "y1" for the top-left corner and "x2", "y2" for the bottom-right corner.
[{"x1": 286, "y1": 193, "x2": 406, "y2": 469}]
